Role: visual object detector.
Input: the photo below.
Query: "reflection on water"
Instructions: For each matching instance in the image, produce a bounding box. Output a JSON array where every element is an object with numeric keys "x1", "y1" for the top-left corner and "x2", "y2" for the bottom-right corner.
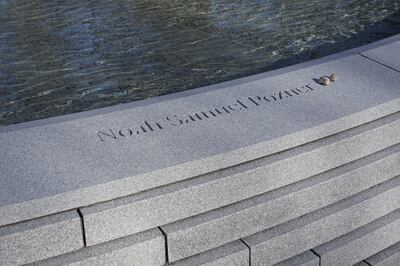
[{"x1": 0, "y1": 0, "x2": 399, "y2": 126}]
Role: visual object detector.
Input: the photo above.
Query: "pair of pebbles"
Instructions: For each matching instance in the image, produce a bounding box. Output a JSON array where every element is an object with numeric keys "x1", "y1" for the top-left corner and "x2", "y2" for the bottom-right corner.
[{"x1": 319, "y1": 74, "x2": 337, "y2": 86}]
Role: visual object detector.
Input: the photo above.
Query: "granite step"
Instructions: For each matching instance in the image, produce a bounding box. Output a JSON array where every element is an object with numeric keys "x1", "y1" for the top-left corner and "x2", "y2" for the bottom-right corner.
[
  {"x1": 353, "y1": 262, "x2": 371, "y2": 266},
  {"x1": 365, "y1": 242, "x2": 400, "y2": 266},
  {"x1": 241, "y1": 174, "x2": 400, "y2": 266},
  {"x1": 274, "y1": 251, "x2": 320, "y2": 266},
  {"x1": 0, "y1": 211, "x2": 83, "y2": 265},
  {"x1": 312, "y1": 209, "x2": 400, "y2": 266},
  {"x1": 169, "y1": 240, "x2": 249, "y2": 266},
  {"x1": 81, "y1": 111, "x2": 400, "y2": 246},
  {"x1": 29, "y1": 228, "x2": 165, "y2": 266},
  {"x1": 160, "y1": 143, "x2": 400, "y2": 261}
]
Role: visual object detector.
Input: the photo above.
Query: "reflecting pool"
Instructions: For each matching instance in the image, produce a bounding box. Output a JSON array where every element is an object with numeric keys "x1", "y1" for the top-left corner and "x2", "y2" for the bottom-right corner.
[{"x1": 1, "y1": 0, "x2": 400, "y2": 125}]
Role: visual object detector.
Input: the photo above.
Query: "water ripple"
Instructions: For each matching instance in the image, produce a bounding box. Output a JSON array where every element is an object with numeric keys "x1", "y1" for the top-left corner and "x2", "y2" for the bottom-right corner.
[{"x1": 0, "y1": 0, "x2": 399, "y2": 126}]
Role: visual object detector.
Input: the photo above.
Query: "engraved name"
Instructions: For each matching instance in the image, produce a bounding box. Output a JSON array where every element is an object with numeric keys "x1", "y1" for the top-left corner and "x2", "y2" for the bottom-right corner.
[{"x1": 97, "y1": 83, "x2": 318, "y2": 142}]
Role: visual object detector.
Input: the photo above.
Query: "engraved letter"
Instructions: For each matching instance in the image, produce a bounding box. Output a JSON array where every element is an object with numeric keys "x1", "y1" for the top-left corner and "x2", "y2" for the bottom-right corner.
[
  {"x1": 166, "y1": 115, "x2": 184, "y2": 126},
  {"x1": 248, "y1": 96, "x2": 261, "y2": 106},
  {"x1": 228, "y1": 103, "x2": 242, "y2": 111},
  {"x1": 236, "y1": 99, "x2": 248, "y2": 109},
  {"x1": 97, "y1": 129, "x2": 117, "y2": 142},
  {"x1": 119, "y1": 128, "x2": 133, "y2": 137}
]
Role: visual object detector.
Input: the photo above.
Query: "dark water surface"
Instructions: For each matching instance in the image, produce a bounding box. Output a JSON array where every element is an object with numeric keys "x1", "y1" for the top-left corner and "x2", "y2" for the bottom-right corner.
[{"x1": 1, "y1": 0, "x2": 400, "y2": 126}]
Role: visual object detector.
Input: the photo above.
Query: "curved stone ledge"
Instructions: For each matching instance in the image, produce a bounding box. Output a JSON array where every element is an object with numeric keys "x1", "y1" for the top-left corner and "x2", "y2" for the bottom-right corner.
[
  {"x1": 0, "y1": 34, "x2": 400, "y2": 265},
  {"x1": 1, "y1": 35, "x2": 400, "y2": 227}
]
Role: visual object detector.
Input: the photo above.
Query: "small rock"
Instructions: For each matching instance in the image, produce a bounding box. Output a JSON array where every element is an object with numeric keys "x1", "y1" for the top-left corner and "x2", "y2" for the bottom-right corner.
[
  {"x1": 319, "y1": 76, "x2": 331, "y2": 86},
  {"x1": 329, "y1": 73, "x2": 337, "y2": 82}
]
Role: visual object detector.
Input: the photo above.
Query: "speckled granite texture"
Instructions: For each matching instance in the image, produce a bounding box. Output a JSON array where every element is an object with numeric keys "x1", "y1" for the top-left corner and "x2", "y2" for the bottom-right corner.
[{"x1": 0, "y1": 35, "x2": 400, "y2": 265}]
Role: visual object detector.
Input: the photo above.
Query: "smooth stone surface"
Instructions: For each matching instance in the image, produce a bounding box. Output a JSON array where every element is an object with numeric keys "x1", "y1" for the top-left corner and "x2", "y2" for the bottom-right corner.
[
  {"x1": 1, "y1": 52, "x2": 400, "y2": 226},
  {"x1": 169, "y1": 240, "x2": 249, "y2": 266},
  {"x1": 30, "y1": 228, "x2": 165, "y2": 266},
  {"x1": 365, "y1": 242, "x2": 400, "y2": 266},
  {"x1": 275, "y1": 251, "x2": 319, "y2": 266},
  {"x1": 313, "y1": 209, "x2": 400, "y2": 266},
  {"x1": 242, "y1": 174, "x2": 400, "y2": 266},
  {"x1": 362, "y1": 40, "x2": 400, "y2": 71},
  {"x1": 83, "y1": 112, "x2": 400, "y2": 246},
  {"x1": 161, "y1": 138, "x2": 400, "y2": 261},
  {"x1": 0, "y1": 211, "x2": 83, "y2": 265}
]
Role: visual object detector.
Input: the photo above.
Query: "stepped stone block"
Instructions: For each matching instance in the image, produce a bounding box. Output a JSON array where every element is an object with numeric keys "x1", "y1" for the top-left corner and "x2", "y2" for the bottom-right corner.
[
  {"x1": 0, "y1": 211, "x2": 83, "y2": 265},
  {"x1": 313, "y1": 209, "x2": 400, "y2": 266},
  {"x1": 31, "y1": 228, "x2": 165, "y2": 266},
  {"x1": 365, "y1": 242, "x2": 400, "y2": 266},
  {"x1": 275, "y1": 251, "x2": 319, "y2": 266},
  {"x1": 83, "y1": 113, "x2": 400, "y2": 246},
  {"x1": 242, "y1": 174, "x2": 400, "y2": 266},
  {"x1": 160, "y1": 143, "x2": 400, "y2": 261},
  {"x1": 1, "y1": 52, "x2": 400, "y2": 227},
  {"x1": 169, "y1": 240, "x2": 249, "y2": 266},
  {"x1": 0, "y1": 30, "x2": 400, "y2": 266},
  {"x1": 362, "y1": 40, "x2": 400, "y2": 71},
  {"x1": 353, "y1": 262, "x2": 370, "y2": 266}
]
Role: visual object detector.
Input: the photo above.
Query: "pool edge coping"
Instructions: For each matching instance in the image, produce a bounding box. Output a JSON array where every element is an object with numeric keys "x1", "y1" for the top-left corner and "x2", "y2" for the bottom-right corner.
[{"x1": 1, "y1": 33, "x2": 400, "y2": 133}]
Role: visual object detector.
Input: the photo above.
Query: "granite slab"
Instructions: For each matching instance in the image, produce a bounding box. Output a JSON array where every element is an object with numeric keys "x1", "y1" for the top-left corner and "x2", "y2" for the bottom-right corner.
[
  {"x1": 242, "y1": 174, "x2": 400, "y2": 266},
  {"x1": 82, "y1": 111, "x2": 400, "y2": 246},
  {"x1": 353, "y1": 262, "x2": 371, "y2": 266},
  {"x1": 161, "y1": 141, "x2": 400, "y2": 261},
  {"x1": 275, "y1": 251, "x2": 319, "y2": 266},
  {"x1": 365, "y1": 242, "x2": 400, "y2": 266},
  {"x1": 30, "y1": 228, "x2": 165, "y2": 266},
  {"x1": 1, "y1": 51, "x2": 400, "y2": 226},
  {"x1": 169, "y1": 240, "x2": 249, "y2": 266},
  {"x1": 313, "y1": 209, "x2": 400, "y2": 266},
  {"x1": 0, "y1": 211, "x2": 83, "y2": 265},
  {"x1": 362, "y1": 40, "x2": 400, "y2": 72}
]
